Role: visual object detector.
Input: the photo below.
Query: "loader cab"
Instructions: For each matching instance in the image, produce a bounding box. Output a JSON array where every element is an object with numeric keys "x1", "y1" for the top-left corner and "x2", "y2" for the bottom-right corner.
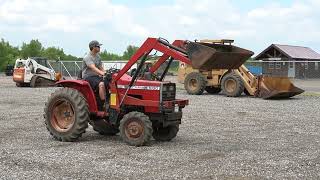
[
  {"x1": 31, "y1": 57, "x2": 50, "y2": 68},
  {"x1": 15, "y1": 59, "x2": 26, "y2": 68}
]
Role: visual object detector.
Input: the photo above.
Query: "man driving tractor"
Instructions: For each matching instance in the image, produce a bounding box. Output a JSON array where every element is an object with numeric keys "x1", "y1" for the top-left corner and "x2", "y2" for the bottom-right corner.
[{"x1": 82, "y1": 40, "x2": 107, "y2": 110}]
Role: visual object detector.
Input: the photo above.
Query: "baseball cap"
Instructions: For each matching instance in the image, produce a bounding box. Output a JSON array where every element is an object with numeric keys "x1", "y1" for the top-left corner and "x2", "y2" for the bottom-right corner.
[{"x1": 89, "y1": 40, "x2": 103, "y2": 48}]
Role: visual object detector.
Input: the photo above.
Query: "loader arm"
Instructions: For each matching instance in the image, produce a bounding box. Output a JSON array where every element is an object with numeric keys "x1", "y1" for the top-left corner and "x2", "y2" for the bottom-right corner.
[
  {"x1": 234, "y1": 65, "x2": 258, "y2": 96},
  {"x1": 114, "y1": 38, "x2": 191, "y2": 82},
  {"x1": 235, "y1": 65, "x2": 304, "y2": 99},
  {"x1": 149, "y1": 40, "x2": 188, "y2": 74}
]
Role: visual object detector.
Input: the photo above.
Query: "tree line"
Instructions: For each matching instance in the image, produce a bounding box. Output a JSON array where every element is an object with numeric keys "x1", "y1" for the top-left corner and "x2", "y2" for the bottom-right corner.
[{"x1": 0, "y1": 38, "x2": 139, "y2": 71}]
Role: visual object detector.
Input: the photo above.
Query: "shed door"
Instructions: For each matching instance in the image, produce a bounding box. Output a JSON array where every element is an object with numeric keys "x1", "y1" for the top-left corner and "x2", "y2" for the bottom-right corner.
[{"x1": 288, "y1": 62, "x2": 295, "y2": 77}]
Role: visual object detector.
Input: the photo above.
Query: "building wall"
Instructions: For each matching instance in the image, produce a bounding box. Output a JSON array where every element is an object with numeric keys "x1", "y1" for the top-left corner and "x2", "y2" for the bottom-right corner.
[
  {"x1": 262, "y1": 60, "x2": 289, "y2": 77},
  {"x1": 261, "y1": 60, "x2": 320, "y2": 78},
  {"x1": 295, "y1": 61, "x2": 320, "y2": 78}
]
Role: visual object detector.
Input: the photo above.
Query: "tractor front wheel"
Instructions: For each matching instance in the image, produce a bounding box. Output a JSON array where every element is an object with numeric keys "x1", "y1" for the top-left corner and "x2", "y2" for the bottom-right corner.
[
  {"x1": 152, "y1": 125, "x2": 179, "y2": 141},
  {"x1": 120, "y1": 111, "x2": 152, "y2": 146},
  {"x1": 44, "y1": 88, "x2": 89, "y2": 142}
]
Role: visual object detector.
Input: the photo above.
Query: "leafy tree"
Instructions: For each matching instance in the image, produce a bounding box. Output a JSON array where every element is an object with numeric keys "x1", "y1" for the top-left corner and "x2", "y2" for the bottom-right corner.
[
  {"x1": 20, "y1": 39, "x2": 43, "y2": 58},
  {"x1": 41, "y1": 47, "x2": 64, "y2": 60},
  {"x1": 0, "y1": 39, "x2": 20, "y2": 71},
  {"x1": 122, "y1": 45, "x2": 139, "y2": 60},
  {"x1": 100, "y1": 50, "x2": 122, "y2": 61},
  {"x1": 63, "y1": 54, "x2": 78, "y2": 61}
]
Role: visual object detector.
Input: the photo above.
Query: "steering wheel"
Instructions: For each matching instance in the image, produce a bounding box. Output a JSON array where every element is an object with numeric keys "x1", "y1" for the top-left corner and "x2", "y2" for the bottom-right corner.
[{"x1": 104, "y1": 68, "x2": 120, "y2": 82}]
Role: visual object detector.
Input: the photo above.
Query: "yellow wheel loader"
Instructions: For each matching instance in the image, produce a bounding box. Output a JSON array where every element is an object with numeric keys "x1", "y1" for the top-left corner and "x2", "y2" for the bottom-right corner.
[{"x1": 177, "y1": 39, "x2": 304, "y2": 99}]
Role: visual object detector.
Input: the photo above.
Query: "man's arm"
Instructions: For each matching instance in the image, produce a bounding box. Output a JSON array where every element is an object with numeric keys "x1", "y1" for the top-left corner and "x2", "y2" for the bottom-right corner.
[
  {"x1": 98, "y1": 58, "x2": 104, "y2": 71},
  {"x1": 88, "y1": 64, "x2": 105, "y2": 76}
]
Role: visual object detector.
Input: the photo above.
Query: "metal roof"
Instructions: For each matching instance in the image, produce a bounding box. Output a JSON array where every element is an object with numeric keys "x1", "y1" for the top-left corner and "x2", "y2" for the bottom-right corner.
[{"x1": 255, "y1": 44, "x2": 320, "y2": 60}]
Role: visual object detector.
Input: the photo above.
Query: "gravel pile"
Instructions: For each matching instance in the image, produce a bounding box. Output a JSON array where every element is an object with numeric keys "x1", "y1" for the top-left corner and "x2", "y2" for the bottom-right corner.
[{"x1": 0, "y1": 75, "x2": 319, "y2": 179}]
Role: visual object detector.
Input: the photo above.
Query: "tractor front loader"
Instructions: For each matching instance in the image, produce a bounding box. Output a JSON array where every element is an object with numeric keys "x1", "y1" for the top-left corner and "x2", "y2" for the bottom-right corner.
[
  {"x1": 44, "y1": 37, "x2": 247, "y2": 146},
  {"x1": 177, "y1": 39, "x2": 304, "y2": 99}
]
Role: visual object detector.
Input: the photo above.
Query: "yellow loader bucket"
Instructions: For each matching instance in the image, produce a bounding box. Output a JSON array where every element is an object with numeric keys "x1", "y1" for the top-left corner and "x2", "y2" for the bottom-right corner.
[
  {"x1": 186, "y1": 42, "x2": 254, "y2": 70},
  {"x1": 256, "y1": 76, "x2": 304, "y2": 99}
]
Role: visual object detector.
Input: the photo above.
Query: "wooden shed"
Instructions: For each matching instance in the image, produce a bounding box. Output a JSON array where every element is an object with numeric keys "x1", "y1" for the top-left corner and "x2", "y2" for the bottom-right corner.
[{"x1": 255, "y1": 44, "x2": 320, "y2": 78}]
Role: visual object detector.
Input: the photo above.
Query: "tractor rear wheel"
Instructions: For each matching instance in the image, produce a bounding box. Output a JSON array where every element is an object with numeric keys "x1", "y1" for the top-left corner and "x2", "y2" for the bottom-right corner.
[
  {"x1": 205, "y1": 86, "x2": 221, "y2": 94},
  {"x1": 120, "y1": 111, "x2": 152, "y2": 146},
  {"x1": 91, "y1": 119, "x2": 119, "y2": 135},
  {"x1": 44, "y1": 88, "x2": 89, "y2": 142},
  {"x1": 184, "y1": 72, "x2": 206, "y2": 95},
  {"x1": 221, "y1": 72, "x2": 244, "y2": 97},
  {"x1": 152, "y1": 125, "x2": 179, "y2": 141}
]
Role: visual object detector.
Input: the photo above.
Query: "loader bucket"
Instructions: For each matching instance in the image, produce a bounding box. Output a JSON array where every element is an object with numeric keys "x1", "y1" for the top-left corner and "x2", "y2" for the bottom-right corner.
[
  {"x1": 257, "y1": 76, "x2": 304, "y2": 99},
  {"x1": 186, "y1": 42, "x2": 254, "y2": 70}
]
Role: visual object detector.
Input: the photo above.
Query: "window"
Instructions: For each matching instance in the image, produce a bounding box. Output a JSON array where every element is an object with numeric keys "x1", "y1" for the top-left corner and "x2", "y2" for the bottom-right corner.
[
  {"x1": 304, "y1": 62, "x2": 308, "y2": 70},
  {"x1": 315, "y1": 62, "x2": 319, "y2": 70},
  {"x1": 268, "y1": 62, "x2": 274, "y2": 69},
  {"x1": 275, "y1": 62, "x2": 281, "y2": 69}
]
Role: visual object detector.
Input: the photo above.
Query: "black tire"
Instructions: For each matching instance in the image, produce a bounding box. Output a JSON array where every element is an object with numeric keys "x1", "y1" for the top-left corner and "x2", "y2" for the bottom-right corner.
[
  {"x1": 205, "y1": 86, "x2": 221, "y2": 94},
  {"x1": 91, "y1": 119, "x2": 119, "y2": 135},
  {"x1": 120, "y1": 111, "x2": 152, "y2": 146},
  {"x1": 221, "y1": 72, "x2": 244, "y2": 97},
  {"x1": 184, "y1": 72, "x2": 207, "y2": 95},
  {"x1": 16, "y1": 82, "x2": 30, "y2": 87},
  {"x1": 44, "y1": 88, "x2": 89, "y2": 142},
  {"x1": 152, "y1": 125, "x2": 179, "y2": 141},
  {"x1": 30, "y1": 75, "x2": 55, "y2": 87},
  {"x1": 30, "y1": 75, "x2": 38, "y2": 88}
]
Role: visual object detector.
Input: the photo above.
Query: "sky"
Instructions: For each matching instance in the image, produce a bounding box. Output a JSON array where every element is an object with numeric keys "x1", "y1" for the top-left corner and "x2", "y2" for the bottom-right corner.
[{"x1": 1, "y1": 0, "x2": 320, "y2": 58}]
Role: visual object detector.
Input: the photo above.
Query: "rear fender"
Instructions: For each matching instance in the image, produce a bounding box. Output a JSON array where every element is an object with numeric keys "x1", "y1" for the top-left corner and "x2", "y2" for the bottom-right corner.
[{"x1": 56, "y1": 80, "x2": 98, "y2": 113}]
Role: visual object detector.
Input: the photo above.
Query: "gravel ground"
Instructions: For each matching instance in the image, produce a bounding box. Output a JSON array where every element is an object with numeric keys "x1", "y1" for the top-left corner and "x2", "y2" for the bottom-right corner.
[{"x1": 0, "y1": 74, "x2": 320, "y2": 180}]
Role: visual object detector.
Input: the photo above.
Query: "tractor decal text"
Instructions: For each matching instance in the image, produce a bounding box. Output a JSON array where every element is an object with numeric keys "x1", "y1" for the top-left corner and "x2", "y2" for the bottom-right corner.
[{"x1": 117, "y1": 85, "x2": 160, "y2": 90}]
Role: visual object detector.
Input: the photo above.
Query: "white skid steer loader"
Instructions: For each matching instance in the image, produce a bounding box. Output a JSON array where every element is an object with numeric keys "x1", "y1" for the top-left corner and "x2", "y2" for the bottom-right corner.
[{"x1": 13, "y1": 57, "x2": 62, "y2": 87}]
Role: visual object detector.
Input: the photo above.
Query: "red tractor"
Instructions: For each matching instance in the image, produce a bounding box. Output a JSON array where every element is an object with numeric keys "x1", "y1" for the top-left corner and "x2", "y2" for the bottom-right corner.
[
  {"x1": 44, "y1": 37, "x2": 250, "y2": 146},
  {"x1": 44, "y1": 37, "x2": 193, "y2": 146}
]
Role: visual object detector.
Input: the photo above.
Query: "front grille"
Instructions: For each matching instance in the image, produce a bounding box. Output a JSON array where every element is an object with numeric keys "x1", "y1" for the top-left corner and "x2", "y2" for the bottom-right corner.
[{"x1": 162, "y1": 83, "x2": 176, "y2": 101}]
